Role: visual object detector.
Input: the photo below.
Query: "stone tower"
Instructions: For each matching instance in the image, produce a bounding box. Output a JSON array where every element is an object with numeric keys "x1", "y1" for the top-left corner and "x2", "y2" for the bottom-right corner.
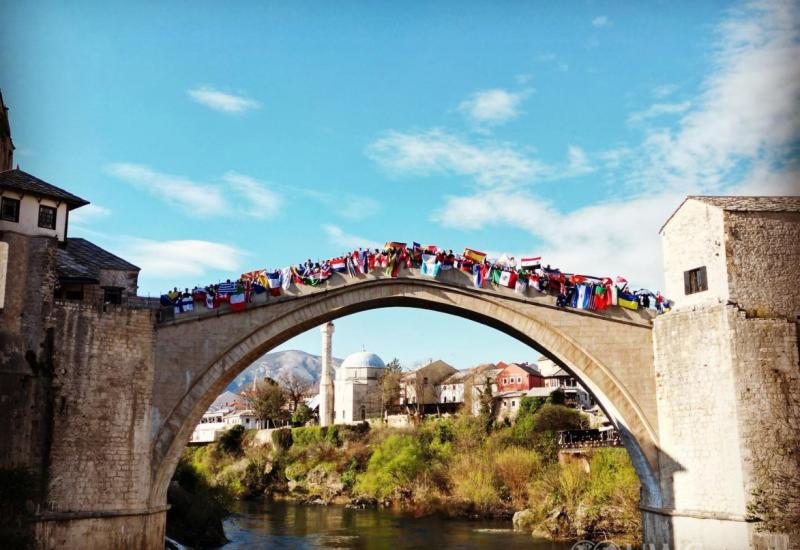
[
  {"x1": 0, "y1": 89, "x2": 14, "y2": 171},
  {"x1": 653, "y1": 196, "x2": 800, "y2": 548},
  {"x1": 319, "y1": 322, "x2": 335, "y2": 426}
]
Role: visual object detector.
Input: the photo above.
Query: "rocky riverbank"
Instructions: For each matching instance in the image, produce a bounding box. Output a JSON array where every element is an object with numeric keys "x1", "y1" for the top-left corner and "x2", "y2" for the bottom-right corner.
[{"x1": 168, "y1": 403, "x2": 641, "y2": 546}]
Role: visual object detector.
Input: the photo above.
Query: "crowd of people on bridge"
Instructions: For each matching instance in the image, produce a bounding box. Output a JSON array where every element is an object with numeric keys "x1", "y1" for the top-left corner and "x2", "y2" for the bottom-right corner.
[{"x1": 160, "y1": 242, "x2": 671, "y2": 317}]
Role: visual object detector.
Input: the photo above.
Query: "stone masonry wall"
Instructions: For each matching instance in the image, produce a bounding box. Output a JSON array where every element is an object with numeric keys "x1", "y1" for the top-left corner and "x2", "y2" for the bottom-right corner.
[
  {"x1": 44, "y1": 301, "x2": 157, "y2": 514},
  {"x1": 652, "y1": 305, "x2": 748, "y2": 516},
  {"x1": 730, "y1": 311, "x2": 800, "y2": 539},
  {"x1": 0, "y1": 232, "x2": 57, "y2": 478},
  {"x1": 725, "y1": 210, "x2": 800, "y2": 320}
]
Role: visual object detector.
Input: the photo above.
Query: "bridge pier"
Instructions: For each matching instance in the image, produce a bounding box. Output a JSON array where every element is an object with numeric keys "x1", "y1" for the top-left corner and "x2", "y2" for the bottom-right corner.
[{"x1": 31, "y1": 509, "x2": 166, "y2": 550}]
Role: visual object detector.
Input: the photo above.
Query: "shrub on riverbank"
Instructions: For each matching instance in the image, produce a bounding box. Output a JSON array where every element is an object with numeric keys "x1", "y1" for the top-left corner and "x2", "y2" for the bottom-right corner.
[{"x1": 170, "y1": 410, "x2": 641, "y2": 543}]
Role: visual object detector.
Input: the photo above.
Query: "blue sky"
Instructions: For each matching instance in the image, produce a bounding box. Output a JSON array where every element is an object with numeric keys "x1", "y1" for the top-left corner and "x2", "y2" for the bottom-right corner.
[{"x1": 1, "y1": 1, "x2": 797, "y2": 369}]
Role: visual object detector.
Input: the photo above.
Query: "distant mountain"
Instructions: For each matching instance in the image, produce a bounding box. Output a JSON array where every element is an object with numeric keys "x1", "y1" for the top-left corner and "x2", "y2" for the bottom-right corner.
[{"x1": 226, "y1": 350, "x2": 343, "y2": 394}]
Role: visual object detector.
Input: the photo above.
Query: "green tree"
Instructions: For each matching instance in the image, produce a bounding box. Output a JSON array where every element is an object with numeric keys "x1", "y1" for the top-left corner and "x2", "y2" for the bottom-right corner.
[
  {"x1": 217, "y1": 424, "x2": 245, "y2": 456},
  {"x1": 247, "y1": 377, "x2": 289, "y2": 428},
  {"x1": 379, "y1": 357, "x2": 403, "y2": 414},
  {"x1": 291, "y1": 403, "x2": 312, "y2": 425},
  {"x1": 476, "y1": 376, "x2": 499, "y2": 434}
]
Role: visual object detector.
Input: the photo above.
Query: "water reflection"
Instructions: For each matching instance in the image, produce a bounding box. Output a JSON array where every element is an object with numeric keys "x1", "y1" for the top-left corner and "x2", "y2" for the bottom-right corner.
[{"x1": 220, "y1": 500, "x2": 572, "y2": 550}]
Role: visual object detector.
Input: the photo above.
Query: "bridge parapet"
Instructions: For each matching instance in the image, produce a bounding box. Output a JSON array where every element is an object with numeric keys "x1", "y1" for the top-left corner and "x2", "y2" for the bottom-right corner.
[{"x1": 156, "y1": 267, "x2": 655, "y2": 328}]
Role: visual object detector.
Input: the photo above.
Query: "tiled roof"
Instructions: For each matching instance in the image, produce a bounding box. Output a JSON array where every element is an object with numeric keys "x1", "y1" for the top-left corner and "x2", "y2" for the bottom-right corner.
[
  {"x1": 688, "y1": 195, "x2": 800, "y2": 212},
  {"x1": 57, "y1": 238, "x2": 139, "y2": 282},
  {"x1": 0, "y1": 169, "x2": 89, "y2": 208},
  {"x1": 504, "y1": 362, "x2": 542, "y2": 376},
  {"x1": 441, "y1": 370, "x2": 473, "y2": 384},
  {"x1": 661, "y1": 195, "x2": 800, "y2": 233}
]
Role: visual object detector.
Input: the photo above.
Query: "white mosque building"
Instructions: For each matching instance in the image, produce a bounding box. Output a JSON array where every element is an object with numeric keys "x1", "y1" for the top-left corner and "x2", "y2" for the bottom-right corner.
[{"x1": 318, "y1": 322, "x2": 385, "y2": 425}]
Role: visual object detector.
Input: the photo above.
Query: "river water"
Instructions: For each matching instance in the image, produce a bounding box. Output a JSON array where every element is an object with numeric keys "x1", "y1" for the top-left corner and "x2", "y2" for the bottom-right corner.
[{"x1": 218, "y1": 500, "x2": 574, "y2": 550}]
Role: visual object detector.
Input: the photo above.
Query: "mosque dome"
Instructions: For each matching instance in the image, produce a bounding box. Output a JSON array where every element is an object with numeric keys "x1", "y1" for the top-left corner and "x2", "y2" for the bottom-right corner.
[{"x1": 340, "y1": 351, "x2": 385, "y2": 370}]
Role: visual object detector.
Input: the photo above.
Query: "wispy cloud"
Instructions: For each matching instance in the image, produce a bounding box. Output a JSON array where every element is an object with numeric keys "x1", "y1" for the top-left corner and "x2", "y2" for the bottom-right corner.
[
  {"x1": 627, "y1": 101, "x2": 691, "y2": 124},
  {"x1": 107, "y1": 163, "x2": 283, "y2": 218},
  {"x1": 458, "y1": 88, "x2": 530, "y2": 126},
  {"x1": 432, "y1": 190, "x2": 681, "y2": 288},
  {"x1": 652, "y1": 84, "x2": 679, "y2": 99},
  {"x1": 322, "y1": 224, "x2": 381, "y2": 250},
  {"x1": 592, "y1": 16, "x2": 612, "y2": 28},
  {"x1": 69, "y1": 203, "x2": 111, "y2": 226},
  {"x1": 187, "y1": 86, "x2": 261, "y2": 114},
  {"x1": 537, "y1": 52, "x2": 569, "y2": 72},
  {"x1": 119, "y1": 238, "x2": 248, "y2": 280},
  {"x1": 621, "y1": 0, "x2": 800, "y2": 193},
  {"x1": 366, "y1": 129, "x2": 544, "y2": 188},
  {"x1": 222, "y1": 171, "x2": 282, "y2": 218},
  {"x1": 107, "y1": 163, "x2": 227, "y2": 216},
  {"x1": 367, "y1": 130, "x2": 600, "y2": 188}
]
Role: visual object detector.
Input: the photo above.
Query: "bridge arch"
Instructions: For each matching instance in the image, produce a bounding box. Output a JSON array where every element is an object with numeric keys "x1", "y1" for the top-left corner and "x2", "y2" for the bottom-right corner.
[{"x1": 150, "y1": 274, "x2": 662, "y2": 514}]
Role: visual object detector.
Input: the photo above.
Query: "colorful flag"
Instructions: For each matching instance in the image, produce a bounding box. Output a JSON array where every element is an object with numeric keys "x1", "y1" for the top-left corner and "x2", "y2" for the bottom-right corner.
[
  {"x1": 617, "y1": 290, "x2": 639, "y2": 310},
  {"x1": 384, "y1": 241, "x2": 407, "y2": 250},
  {"x1": 281, "y1": 266, "x2": 293, "y2": 290},
  {"x1": 206, "y1": 293, "x2": 216, "y2": 309},
  {"x1": 518, "y1": 257, "x2": 541, "y2": 269},
  {"x1": 267, "y1": 271, "x2": 282, "y2": 296},
  {"x1": 615, "y1": 276, "x2": 628, "y2": 284},
  {"x1": 494, "y1": 269, "x2": 518, "y2": 288},
  {"x1": 229, "y1": 289, "x2": 248, "y2": 312},
  {"x1": 218, "y1": 281, "x2": 237, "y2": 295},
  {"x1": 472, "y1": 263, "x2": 487, "y2": 288},
  {"x1": 420, "y1": 254, "x2": 440, "y2": 277},
  {"x1": 241, "y1": 269, "x2": 268, "y2": 288},
  {"x1": 330, "y1": 258, "x2": 347, "y2": 273},
  {"x1": 191, "y1": 287, "x2": 207, "y2": 301},
  {"x1": 464, "y1": 248, "x2": 487, "y2": 264}
]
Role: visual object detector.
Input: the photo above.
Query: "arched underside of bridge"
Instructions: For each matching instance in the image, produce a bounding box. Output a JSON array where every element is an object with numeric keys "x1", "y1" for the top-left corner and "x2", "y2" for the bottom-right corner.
[{"x1": 150, "y1": 276, "x2": 662, "y2": 512}]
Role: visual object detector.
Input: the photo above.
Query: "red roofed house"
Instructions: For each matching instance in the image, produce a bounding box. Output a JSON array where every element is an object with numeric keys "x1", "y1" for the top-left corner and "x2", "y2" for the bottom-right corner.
[{"x1": 495, "y1": 362, "x2": 544, "y2": 393}]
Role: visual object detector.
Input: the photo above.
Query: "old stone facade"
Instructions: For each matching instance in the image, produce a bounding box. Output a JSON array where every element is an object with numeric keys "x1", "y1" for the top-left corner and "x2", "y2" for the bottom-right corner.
[
  {"x1": 0, "y1": 231, "x2": 163, "y2": 549},
  {"x1": 655, "y1": 196, "x2": 800, "y2": 548}
]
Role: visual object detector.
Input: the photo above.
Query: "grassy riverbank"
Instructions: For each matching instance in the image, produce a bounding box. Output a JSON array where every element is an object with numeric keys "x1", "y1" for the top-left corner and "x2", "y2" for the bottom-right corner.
[{"x1": 170, "y1": 403, "x2": 641, "y2": 545}]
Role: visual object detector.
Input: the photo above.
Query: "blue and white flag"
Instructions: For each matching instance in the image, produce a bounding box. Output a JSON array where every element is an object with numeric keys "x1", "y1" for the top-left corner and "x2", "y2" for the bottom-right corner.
[
  {"x1": 420, "y1": 254, "x2": 440, "y2": 277},
  {"x1": 218, "y1": 281, "x2": 237, "y2": 295}
]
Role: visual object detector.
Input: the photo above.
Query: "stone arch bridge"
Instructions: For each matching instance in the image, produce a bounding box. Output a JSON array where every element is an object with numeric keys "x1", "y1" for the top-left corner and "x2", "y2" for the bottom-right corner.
[{"x1": 145, "y1": 268, "x2": 670, "y2": 540}]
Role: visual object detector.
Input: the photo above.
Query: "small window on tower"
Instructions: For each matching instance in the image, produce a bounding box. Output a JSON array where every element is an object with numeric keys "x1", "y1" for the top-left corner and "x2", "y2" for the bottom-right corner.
[
  {"x1": 38, "y1": 205, "x2": 57, "y2": 229},
  {"x1": 683, "y1": 266, "x2": 708, "y2": 295}
]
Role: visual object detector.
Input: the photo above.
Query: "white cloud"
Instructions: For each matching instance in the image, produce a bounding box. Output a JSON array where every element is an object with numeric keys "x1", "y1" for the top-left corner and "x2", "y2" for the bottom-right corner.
[
  {"x1": 119, "y1": 238, "x2": 247, "y2": 279},
  {"x1": 433, "y1": 190, "x2": 680, "y2": 289},
  {"x1": 592, "y1": 16, "x2": 611, "y2": 28},
  {"x1": 458, "y1": 89, "x2": 530, "y2": 125},
  {"x1": 366, "y1": 129, "x2": 545, "y2": 188},
  {"x1": 652, "y1": 84, "x2": 679, "y2": 99},
  {"x1": 69, "y1": 203, "x2": 111, "y2": 226},
  {"x1": 222, "y1": 171, "x2": 282, "y2": 218},
  {"x1": 108, "y1": 163, "x2": 285, "y2": 219},
  {"x1": 107, "y1": 163, "x2": 227, "y2": 217},
  {"x1": 624, "y1": 0, "x2": 800, "y2": 193},
  {"x1": 566, "y1": 145, "x2": 595, "y2": 176},
  {"x1": 322, "y1": 224, "x2": 381, "y2": 250},
  {"x1": 627, "y1": 101, "x2": 691, "y2": 124},
  {"x1": 187, "y1": 86, "x2": 261, "y2": 114}
]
